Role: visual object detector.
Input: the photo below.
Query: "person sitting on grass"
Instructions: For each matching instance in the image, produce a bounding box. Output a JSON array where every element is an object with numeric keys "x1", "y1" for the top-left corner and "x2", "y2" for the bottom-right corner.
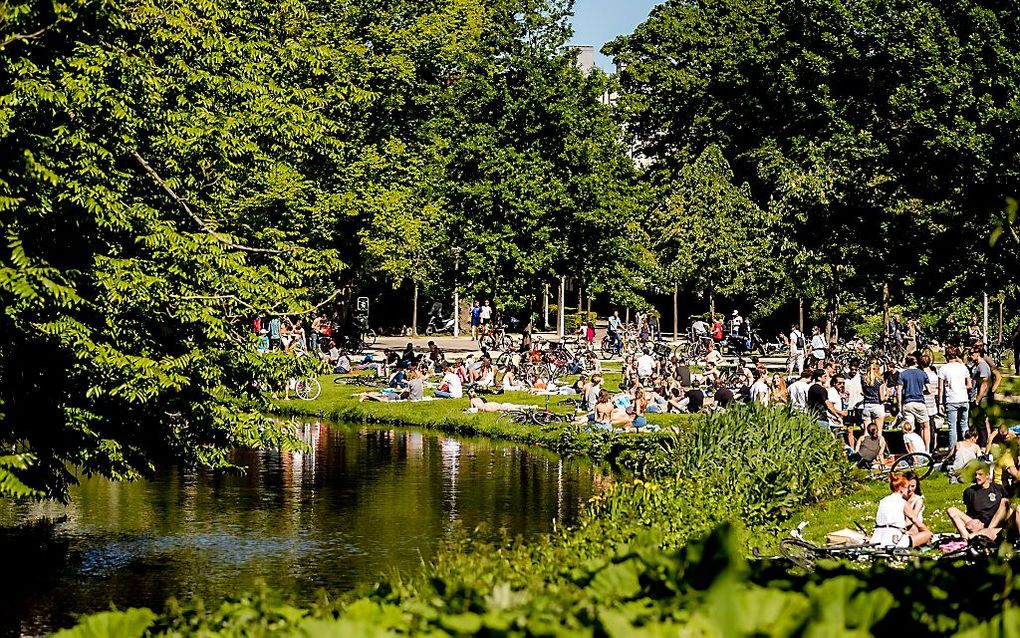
[
  {"x1": 333, "y1": 350, "x2": 353, "y2": 375},
  {"x1": 435, "y1": 364, "x2": 463, "y2": 399},
  {"x1": 947, "y1": 464, "x2": 1011, "y2": 541},
  {"x1": 904, "y1": 471, "x2": 926, "y2": 533},
  {"x1": 990, "y1": 430, "x2": 1020, "y2": 488},
  {"x1": 901, "y1": 420, "x2": 926, "y2": 455},
  {"x1": 587, "y1": 390, "x2": 615, "y2": 431},
  {"x1": 947, "y1": 429, "x2": 982, "y2": 484},
  {"x1": 388, "y1": 362, "x2": 408, "y2": 389},
  {"x1": 851, "y1": 423, "x2": 887, "y2": 469},
  {"x1": 360, "y1": 369, "x2": 424, "y2": 402},
  {"x1": 500, "y1": 365, "x2": 525, "y2": 393},
  {"x1": 471, "y1": 357, "x2": 496, "y2": 390},
  {"x1": 629, "y1": 389, "x2": 661, "y2": 432},
  {"x1": 870, "y1": 473, "x2": 932, "y2": 548}
]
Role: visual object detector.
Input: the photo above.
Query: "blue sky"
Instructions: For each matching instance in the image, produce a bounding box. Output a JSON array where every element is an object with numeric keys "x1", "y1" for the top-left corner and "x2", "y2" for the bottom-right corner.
[{"x1": 568, "y1": 0, "x2": 662, "y2": 70}]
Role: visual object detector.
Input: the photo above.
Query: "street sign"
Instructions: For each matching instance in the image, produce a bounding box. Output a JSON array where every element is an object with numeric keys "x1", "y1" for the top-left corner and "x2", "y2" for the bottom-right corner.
[{"x1": 356, "y1": 297, "x2": 369, "y2": 313}]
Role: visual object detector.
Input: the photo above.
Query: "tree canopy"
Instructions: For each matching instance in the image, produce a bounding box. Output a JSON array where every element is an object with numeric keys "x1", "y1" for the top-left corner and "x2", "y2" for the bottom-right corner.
[
  {"x1": 607, "y1": 0, "x2": 1020, "y2": 320},
  {"x1": 0, "y1": 0, "x2": 644, "y2": 498}
]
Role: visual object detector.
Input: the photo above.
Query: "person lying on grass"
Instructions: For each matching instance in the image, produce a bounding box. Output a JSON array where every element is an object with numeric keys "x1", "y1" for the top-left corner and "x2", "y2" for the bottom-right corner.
[
  {"x1": 870, "y1": 472, "x2": 932, "y2": 549},
  {"x1": 947, "y1": 464, "x2": 1014, "y2": 541},
  {"x1": 466, "y1": 391, "x2": 537, "y2": 413}
]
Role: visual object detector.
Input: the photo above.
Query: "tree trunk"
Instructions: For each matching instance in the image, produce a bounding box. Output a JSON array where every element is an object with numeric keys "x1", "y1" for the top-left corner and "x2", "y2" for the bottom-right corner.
[
  {"x1": 999, "y1": 296, "x2": 1004, "y2": 343},
  {"x1": 882, "y1": 283, "x2": 890, "y2": 341},
  {"x1": 412, "y1": 283, "x2": 419, "y2": 337},
  {"x1": 798, "y1": 296, "x2": 804, "y2": 334},
  {"x1": 557, "y1": 276, "x2": 565, "y2": 338},
  {"x1": 543, "y1": 284, "x2": 550, "y2": 330},
  {"x1": 673, "y1": 283, "x2": 679, "y2": 341},
  {"x1": 709, "y1": 290, "x2": 715, "y2": 323},
  {"x1": 577, "y1": 283, "x2": 582, "y2": 316}
]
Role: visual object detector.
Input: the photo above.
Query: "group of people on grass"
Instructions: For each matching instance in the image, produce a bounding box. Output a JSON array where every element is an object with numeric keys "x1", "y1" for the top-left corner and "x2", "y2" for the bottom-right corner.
[{"x1": 871, "y1": 460, "x2": 1018, "y2": 551}]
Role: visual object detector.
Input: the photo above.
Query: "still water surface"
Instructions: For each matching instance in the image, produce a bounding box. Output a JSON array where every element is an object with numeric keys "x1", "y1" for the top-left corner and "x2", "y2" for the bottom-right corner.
[{"x1": 0, "y1": 422, "x2": 606, "y2": 635}]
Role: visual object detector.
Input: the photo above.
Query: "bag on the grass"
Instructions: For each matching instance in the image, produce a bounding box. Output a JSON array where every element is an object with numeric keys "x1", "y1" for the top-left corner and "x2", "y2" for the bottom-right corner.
[{"x1": 825, "y1": 528, "x2": 868, "y2": 545}]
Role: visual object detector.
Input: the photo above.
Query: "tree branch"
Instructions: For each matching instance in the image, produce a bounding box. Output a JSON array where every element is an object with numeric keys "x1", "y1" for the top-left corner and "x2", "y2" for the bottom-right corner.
[
  {"x1": 130, "y1": 150, "x2": 294, "y2": 255},
  {"x1": 172, "y1": 288, "x2": 344, "y2": 317},
  {"x1": 1, "y1": 21, "x2": 60, "y2": 50}
]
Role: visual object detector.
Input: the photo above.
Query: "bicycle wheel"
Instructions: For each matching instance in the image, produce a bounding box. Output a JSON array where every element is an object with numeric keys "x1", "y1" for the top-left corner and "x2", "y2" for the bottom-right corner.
[
  {"x1": 301, "y1": 378, "x2": 321, "y2": 401},
  {"x1": 364, "y1": 329, "x2": 378, "y2": 346},
  {"x1": 891, "y1": 452, "x2": 934, "y2": 480},
  {"x1": 779, "y1": 538, "x2": 818, "y2": 571},
  {"x1": 600, "y1": 337, "x2": 615, "y2": 360},
  {"x1": 425, "y1": 325, "x2": 435, "y2": 336},
  {"x1": 531, "y1": 411, "x2": 565, "y2": 426}
]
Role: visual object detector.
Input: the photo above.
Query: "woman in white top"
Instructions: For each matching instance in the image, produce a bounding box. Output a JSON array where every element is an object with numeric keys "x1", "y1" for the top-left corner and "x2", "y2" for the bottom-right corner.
[
  {"x1": 809, "y1": 326, "x2": 827, "y2": 368},
  {"x1": 871, "y1": 473, "x2": 931, "y2": 548}
]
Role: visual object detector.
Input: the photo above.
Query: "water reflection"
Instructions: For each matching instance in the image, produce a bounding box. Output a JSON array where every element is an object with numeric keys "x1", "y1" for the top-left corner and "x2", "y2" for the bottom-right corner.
[{"x1": 0, "y1": 422, "x2": 607, "y2": 636}]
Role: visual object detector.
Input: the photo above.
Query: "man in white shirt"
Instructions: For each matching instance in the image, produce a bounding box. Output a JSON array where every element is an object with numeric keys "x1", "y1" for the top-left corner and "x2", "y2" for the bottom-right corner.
[
  {"x1": 730, "y1": 310, "x2": 744, "y2": 335},
  {"x1": 479, "y1": 301, "x2": 492, "y2": 326},
  {"x1": 787, "y1": 323, "x2": 805, "y2": 374},
  {"x1": 938, "y1": 346, "x2": 973, "y2": 449},
  {"x1": 827, "y1": 374, "x2": 848, "y2": 431},
  {"x1": 788, "y1": 370, "x2": 812, "y2": 411},
  {"x1": 435, "y1": 366, "x2": 463, "y2": 399},
  {"x1": 750, "y1": 375, "x2": 770, "y2": 405},
  {"x1": 692, "y1": 318, "x2": 708, "y2": 340},
  {"x1": 636, "y1": 350, "x2": 656, "y2": 379}
]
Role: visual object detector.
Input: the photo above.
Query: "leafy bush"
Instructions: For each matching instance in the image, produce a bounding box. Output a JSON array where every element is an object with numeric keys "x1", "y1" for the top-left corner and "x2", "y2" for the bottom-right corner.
[
  {"x1": 671, "y1": 405, "x2": 856, "y2": 526},
  {"x1": 564, "y1": 311, "x2": 598, "y2": 335}
]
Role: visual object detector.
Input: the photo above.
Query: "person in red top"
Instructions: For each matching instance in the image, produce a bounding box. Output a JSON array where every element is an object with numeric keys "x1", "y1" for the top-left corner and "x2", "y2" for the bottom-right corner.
[{"x1": 711, "y1": 315, "x2": 724, "y2": 342}]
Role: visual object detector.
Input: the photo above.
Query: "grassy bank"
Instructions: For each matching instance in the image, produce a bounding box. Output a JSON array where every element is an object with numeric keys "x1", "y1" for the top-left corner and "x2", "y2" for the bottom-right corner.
[{"x1": 272, "y1": 373, "x2": 704, "y2": 477}]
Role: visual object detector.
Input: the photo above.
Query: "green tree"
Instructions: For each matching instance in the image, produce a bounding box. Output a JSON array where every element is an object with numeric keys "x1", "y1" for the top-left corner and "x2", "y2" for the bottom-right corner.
[
  {"x1": 0, "y1": 0, "x2": 365, "y2": 498},
  {"x1": 651, "y1": 145, "x2": 787, "y2": 319},
  {"x1": 607, "y1": 0, "x2": 1020, "y2": 322}
]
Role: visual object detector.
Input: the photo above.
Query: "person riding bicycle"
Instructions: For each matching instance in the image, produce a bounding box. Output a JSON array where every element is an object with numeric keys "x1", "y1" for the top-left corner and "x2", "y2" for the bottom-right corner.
[{"x1": 607, "y1": 310, "x2": 624, "y2": 353}]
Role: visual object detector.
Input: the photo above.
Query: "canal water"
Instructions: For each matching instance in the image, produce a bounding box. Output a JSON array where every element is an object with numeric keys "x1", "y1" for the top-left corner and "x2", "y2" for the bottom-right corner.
[{"x1": 0, "y1": 422, "x2": 607, "y2": 636}]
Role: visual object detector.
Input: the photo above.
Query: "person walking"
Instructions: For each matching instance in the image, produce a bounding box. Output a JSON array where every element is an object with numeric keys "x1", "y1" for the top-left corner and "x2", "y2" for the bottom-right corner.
[
  {"x1": 809, "y1": 326, "x2": 827, "y2": 369},
  {"x1": 787, "y1": 323, "x2": 805, "y2": 374},
  {"x1": 469, "y1": 301, "x2": 481, "y2": 339},
  {"x1": 968, "y1": 347, "x2": 993, "y2": 450}
]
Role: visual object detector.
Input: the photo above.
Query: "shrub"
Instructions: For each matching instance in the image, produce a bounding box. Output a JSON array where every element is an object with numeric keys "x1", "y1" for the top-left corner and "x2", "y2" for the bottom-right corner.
[{"x1": 671, "y1": 405, "x2": 855, "y2": 526}]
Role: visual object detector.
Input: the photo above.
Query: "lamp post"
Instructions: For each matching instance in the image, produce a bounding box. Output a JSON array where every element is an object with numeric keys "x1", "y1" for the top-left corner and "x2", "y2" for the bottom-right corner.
[{"x1": 452, "y1": 247, "x2": 462, "y2": 337}]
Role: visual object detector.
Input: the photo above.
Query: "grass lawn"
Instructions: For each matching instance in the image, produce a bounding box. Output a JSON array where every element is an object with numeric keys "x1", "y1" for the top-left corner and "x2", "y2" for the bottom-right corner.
[
  {"x1": 271, "y1": 371, "x2": 704, "y2": 473},
  {"x1": 275, "y1": 369, "x2": 702, "y2": 431}
]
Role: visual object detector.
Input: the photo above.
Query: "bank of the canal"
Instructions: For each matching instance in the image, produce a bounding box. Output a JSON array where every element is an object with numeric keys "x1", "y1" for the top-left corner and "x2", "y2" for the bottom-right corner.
[{"x1": 271, "y1": 374, "x2": 704, "y2": 477}]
